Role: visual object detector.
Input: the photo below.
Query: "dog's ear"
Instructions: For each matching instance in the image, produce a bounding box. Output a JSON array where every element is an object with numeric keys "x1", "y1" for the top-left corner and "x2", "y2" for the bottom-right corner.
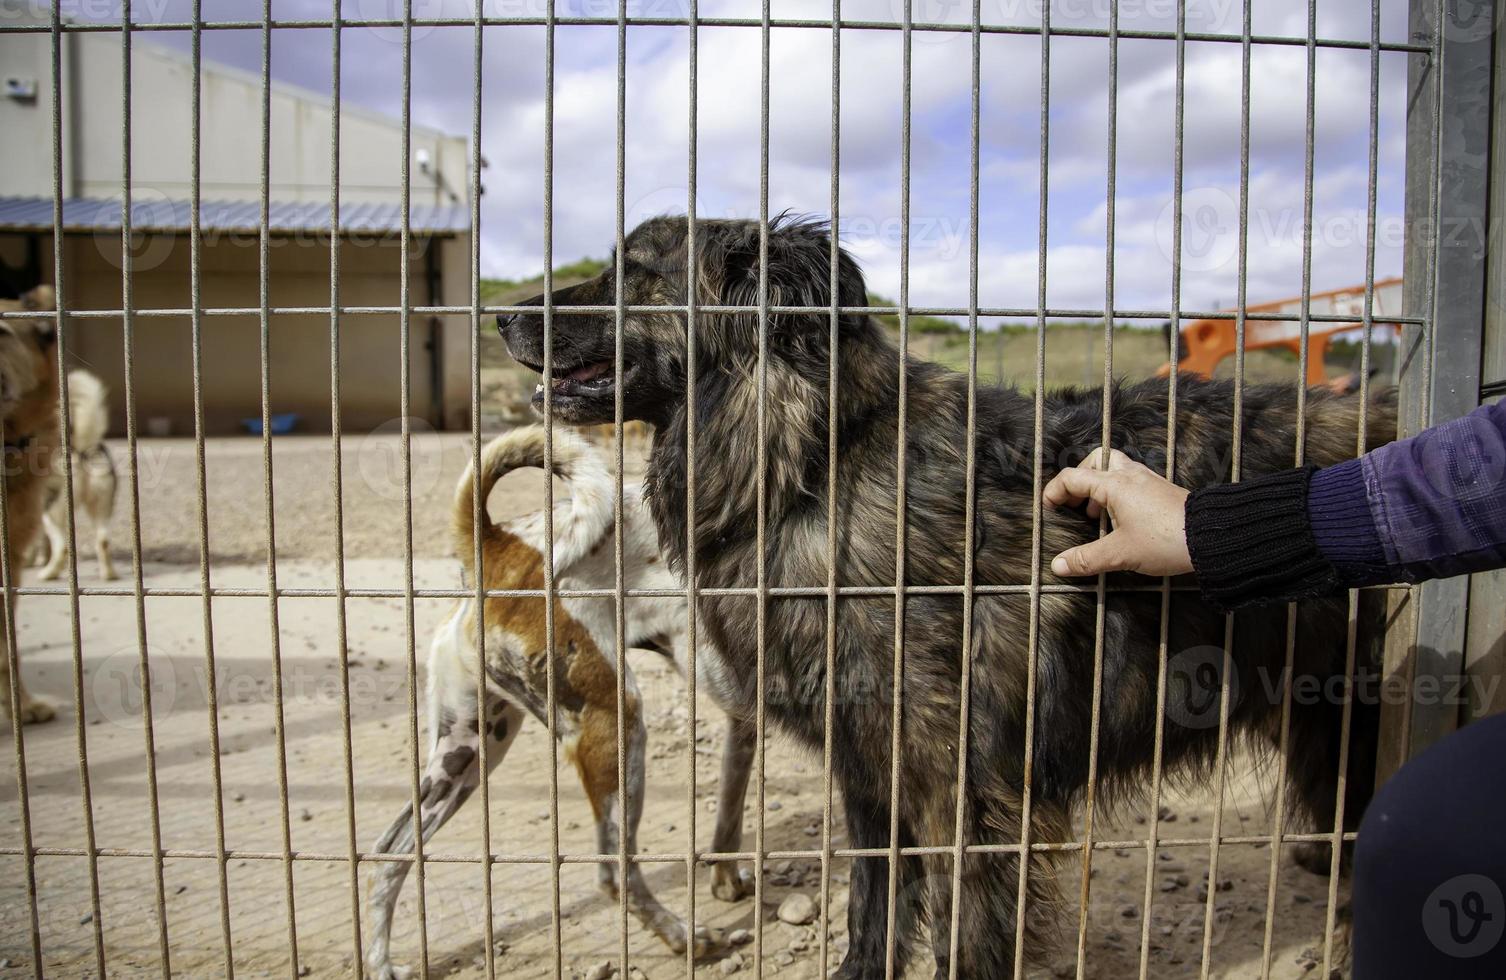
[
  {"x1": 21, "y1": 285, "x2": 56, "y2": 312},
  {"x1": 706, "y1": 216, "x2": 868, "y2": 346}
]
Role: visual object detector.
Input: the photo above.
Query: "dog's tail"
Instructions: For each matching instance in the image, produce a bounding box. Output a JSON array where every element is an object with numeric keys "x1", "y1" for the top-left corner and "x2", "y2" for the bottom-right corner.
[
  {"x1": 64, "y1": 370, "x2": 110, "y2": 454},
  {"x1": 453, "y1": 425, "x2": 613, "y2": 574}
]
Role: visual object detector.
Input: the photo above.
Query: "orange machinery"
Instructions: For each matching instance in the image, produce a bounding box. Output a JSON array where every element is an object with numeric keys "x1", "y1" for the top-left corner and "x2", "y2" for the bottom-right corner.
[{"x1": 1158, "y1": 277, "x2": 1403, "y2": 386}]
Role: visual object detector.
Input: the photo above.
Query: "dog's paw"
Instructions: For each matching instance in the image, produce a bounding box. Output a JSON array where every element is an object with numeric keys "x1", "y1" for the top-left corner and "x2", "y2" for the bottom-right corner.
[
  {"x1": 37, "y1": 563, "x2": 61, "y2": 582},
  {"x1": 365, "y1": 959, "x2": 414, "y2": 980},
  {"x1": 16, "y1": 696, "x2": 56, "y2": 725},
  {"x1": 1292, "y1": 840, "x2": 1350, "y2": 878},
  {"x1": 659, "y1": 921, "x2": 719, "y2": 959},
  {"x1": 711, "y1": 865, "x2": 755, "y2": 902}
]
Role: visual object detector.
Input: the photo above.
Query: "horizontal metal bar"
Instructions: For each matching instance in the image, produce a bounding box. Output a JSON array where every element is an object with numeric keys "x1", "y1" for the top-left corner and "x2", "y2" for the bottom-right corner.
[
  {"x1": 1482, "y1": 379, "x2": 1506, "y2": 399},
  {"x1": 0, "y1": 305, "x2": 1425, "y2": 325},
  {"x1": 1, "y1": 833, "x2": 1359, "y2": 865},
  {"x1": 7, "y1": 582, "x2": 1412, "y2": 600},
  {"x1": 0, "y1": 17, "x2": 1431, "y2": 53}
]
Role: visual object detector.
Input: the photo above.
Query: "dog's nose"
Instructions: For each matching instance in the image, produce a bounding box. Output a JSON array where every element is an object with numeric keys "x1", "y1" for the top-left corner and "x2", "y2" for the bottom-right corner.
[{"x1": 495, "y1": 313, "x2": 517, "y2": 337}]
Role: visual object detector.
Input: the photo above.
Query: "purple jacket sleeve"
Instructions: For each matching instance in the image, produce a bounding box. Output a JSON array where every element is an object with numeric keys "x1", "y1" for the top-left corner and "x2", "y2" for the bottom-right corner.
[
  {"x1": 1185, "y1": 401, "x2": 1506, "y2": 610},
  {"x1": 1307, "y1": 400, "x2": 1506, "y2": 586}
]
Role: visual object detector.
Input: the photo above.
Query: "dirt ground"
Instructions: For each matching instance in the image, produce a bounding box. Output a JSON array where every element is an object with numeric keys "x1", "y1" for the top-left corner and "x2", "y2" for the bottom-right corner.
[{"x1": 2, "y1": 434, "x2": 1348, "y2": 979}]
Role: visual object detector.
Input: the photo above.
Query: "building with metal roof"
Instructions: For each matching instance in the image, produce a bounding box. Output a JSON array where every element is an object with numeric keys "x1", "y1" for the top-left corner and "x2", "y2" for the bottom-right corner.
[{"x1": 0, "y1": 12, "x2": 476, "y2": 434}]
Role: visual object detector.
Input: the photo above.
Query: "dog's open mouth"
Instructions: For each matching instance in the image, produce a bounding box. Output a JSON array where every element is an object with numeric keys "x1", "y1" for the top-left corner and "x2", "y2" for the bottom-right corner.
[{"x1": 519, "y1": 356, "x2": 629, "y2": 408}]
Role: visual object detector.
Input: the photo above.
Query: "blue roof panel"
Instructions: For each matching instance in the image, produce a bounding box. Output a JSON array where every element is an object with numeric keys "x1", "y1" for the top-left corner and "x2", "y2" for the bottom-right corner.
[{"x1": 0, "y1": 196, "x2": 469, "y2": 235}]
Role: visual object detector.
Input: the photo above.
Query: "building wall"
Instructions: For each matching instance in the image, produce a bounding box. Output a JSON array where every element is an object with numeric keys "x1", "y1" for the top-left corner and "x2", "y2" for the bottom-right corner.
[
  {"x1": 2, "y1": 229, "x2": 474, "y2": 436},
  {"x1": 0, "y1": 3, "x2": 469, "y2": 207}
]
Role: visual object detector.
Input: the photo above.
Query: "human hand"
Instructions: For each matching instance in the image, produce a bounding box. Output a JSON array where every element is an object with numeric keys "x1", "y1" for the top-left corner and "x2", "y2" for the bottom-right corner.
[{"x1": 1042, "y1": 447, "x2": 1193, "y2": 578}]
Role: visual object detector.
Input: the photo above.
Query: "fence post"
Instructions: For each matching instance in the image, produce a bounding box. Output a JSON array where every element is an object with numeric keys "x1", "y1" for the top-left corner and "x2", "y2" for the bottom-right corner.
[{"x1": 1380, "y1": 0, "x2": 1495, "y2": 780}]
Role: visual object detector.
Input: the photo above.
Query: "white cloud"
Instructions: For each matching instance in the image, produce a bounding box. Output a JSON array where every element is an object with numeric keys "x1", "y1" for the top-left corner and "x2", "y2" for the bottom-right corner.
[{"x1": 58, "y1": 0, "x2": 1407, "y2": 321}]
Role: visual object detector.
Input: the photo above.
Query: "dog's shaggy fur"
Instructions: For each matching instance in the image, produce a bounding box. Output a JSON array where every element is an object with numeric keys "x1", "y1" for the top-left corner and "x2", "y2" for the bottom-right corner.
[
  {"x1": 32, "y1": 369, "x2": 117, "y2": 582},
  {"x1": 0, "y1": 285, "x2": 61, "y2": 726},
  {"x1": 500, "y1": 216, "x2": 1390, "y2": 977},
  {"x1": 363, "y1": 426, "x2": 753, "y2": 980}
]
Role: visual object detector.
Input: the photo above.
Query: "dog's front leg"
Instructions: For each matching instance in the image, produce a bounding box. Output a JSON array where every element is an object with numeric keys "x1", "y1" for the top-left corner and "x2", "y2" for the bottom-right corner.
[
  {"x1": 0, "y1": 584, "x2": 53, "y2": 725},
  {"x1": 835, "y1": 788, "x2": 919, "y2": 980},
  {"x1": 37, "y1": 510, "x2": 66, "y2": 581},
  {"x1": 709, "y1": 714, "x2": 755, "y2": 901}
]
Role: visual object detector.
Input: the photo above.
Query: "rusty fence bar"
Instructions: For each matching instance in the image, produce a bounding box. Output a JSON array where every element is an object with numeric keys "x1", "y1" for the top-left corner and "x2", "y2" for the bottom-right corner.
[{"x1": 0, "y1": 1, "x2": 1470, "y2": 979}]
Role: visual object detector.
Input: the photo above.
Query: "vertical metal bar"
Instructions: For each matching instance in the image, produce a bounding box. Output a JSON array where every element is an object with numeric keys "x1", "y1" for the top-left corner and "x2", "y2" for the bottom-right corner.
[
  {"x1": 466, "y1": 2, "x2": 496, "y2": 978},
  {"x1": 541, "y1": 4, "x2": 565, "y2": 975},
  {"x1": 1384, "y1": 0, "x2": 1492, "y2": 766},
  {"x1": 1198, "y1": 3, "x2": 1254, "y2": 976},
  {"x1": 683, "y1": 3, "x2": 701, "y2": 977},
  {"x1": 1320, "y1": 2, "x2": 1385, "y2": 972},
  {"x1": 1257, "y1": 1, "x2": 1319, "y2": 975},
  {"x1": 1010, "y1": 3, "x2": 1050, "y2": 975},
  {"x1": 818, "y1": 2, "x2": 840, "y2": 976},
  {"x1": 254, "y1": 7, "x2": 302, "y2": 974},
  {"x1": 753, "y1": 3, "x2": 772, "y2": 974},
  {"x1": 883, "y1": 2, "x2": 912, "y2": 975},
  {"x1": 324, "y1": 0, "x2": 366, "y2": 965},
  {"x1": 117, "y1": 4, "x2": 173, "y2": 972},
  {"x1": 48, "y1": 4, "x2": 106, "y2": 971},
  {"x1": 186, "y1": 2, "x2": 237, "y2": 971},
  {"x1": 0, "y1": 320, "x2": 42, "y2": 980},
  {"x1": 944, "y1": 3, "x2": 982, "y2": 976},
  {"x1": 613, "y1": 1, "x2": 631, "y2": 975},
  {"x1": 1136, "y1": 3, "x2": 1187, "y2": 975},
  {"x1": 1074, "y1": 4, "x2": 1117, "y2": 973},
  {"x1": 396, "y1": 3, "x2": 431, "y2": 976}
]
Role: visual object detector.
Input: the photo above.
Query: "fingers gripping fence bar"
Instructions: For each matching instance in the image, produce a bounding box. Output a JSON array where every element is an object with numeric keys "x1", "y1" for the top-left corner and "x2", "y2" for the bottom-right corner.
[{"x1": 0, "y1": 1, "x2": 1481, "y2": 978}]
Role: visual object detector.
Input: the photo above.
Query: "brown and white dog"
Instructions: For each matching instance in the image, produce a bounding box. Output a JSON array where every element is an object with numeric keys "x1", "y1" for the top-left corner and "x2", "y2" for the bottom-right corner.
[
  {"x1": 0, "y1": 285, "x2": 61, "y2": 726},
  {"x1": 364, "y1": 425, "x2": 754, "y2": 980},
  {"x1": 33, "y1": 369, "x2": 117, "y2": 582}
]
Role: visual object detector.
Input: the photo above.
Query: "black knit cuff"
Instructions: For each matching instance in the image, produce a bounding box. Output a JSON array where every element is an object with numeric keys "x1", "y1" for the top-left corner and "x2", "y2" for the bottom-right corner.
[{"x1": 1185, "y1": 466, "x2": 1344, "y2": 612}]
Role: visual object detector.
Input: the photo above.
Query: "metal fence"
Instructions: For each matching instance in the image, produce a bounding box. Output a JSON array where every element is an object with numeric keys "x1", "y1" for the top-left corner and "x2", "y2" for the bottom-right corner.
[{"x1": 0, "y1": 1, "x2": 1494, "y2": 979}]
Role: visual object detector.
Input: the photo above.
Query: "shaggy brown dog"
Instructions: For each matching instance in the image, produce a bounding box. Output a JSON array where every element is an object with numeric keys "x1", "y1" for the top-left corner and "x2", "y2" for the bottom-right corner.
[
  {"x1": 499, "y1": 216, "x2": 1390, "y2": 977},
  {"x1": 0, "y1": 285, "x2": 60, "y2": 726}
]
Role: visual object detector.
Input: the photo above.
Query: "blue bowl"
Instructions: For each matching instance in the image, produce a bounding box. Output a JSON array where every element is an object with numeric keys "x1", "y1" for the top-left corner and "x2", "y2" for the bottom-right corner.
[{"x1": 242, "y1": 412, "x2": 299, "y2": 435}]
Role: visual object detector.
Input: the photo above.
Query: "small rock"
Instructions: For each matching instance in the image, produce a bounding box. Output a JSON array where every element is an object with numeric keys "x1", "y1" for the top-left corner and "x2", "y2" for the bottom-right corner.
[
  {"x1": 773, "y1": 950, "x2": 795, "y2": 967},
  {"x1": 80, "y1": 913, "x2": 93, "y2": 925},
  {"x1": 300, "y1": 809, "x2": 313, "y2": 822},
  {"x1": 232, "y1": 792, "x2": 246, "y2": 803},
  {"x1": 585, "y1": 961, "x2": 614, "y2": 980},
  {"x1": 777, "y1": 893, "x2": 817, "y2": 926},
  {"x1": 297, "y1": 966, "x2": 312, "y2": 977},
  {"x1": 719, "y1": 952, "x2": 743, "y2": 975},
  {"x1": 1293, "y1": 893, "x2": 1312, "y2": 904},
  {"x1": 728, "y1": 928, "x2": 753, "y2": 946},
  {"x1": 768, "y1": 800, "x2": 782, "y2": 811},
  {"x1": 1119, "y1": 905, "x2": 1138, "y2": 919},
  {"x1": 1158, "y1": 806, "x2": 1178, "y2": 823}
]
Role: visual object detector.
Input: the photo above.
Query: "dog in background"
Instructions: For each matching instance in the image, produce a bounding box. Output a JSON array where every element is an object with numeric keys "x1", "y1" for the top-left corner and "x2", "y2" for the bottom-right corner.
[
  {"x1": 364, "y1": 425, "x2": 754, "y2": 980},
  {"x1": 0, "y1": 285, "x2": 60, "y2": 725},
  {"x1": 32, "y1": 369, "x2": 117, "y2": 582},
  {"x1": 500, "y1": 216, "x2": 1390, "y2": 977}
]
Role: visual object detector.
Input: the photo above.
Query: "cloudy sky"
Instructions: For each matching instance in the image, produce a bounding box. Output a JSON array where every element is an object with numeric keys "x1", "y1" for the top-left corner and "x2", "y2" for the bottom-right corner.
[{"x1": 59, "y1": 0, "x2": 1412, "y2": 316}]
